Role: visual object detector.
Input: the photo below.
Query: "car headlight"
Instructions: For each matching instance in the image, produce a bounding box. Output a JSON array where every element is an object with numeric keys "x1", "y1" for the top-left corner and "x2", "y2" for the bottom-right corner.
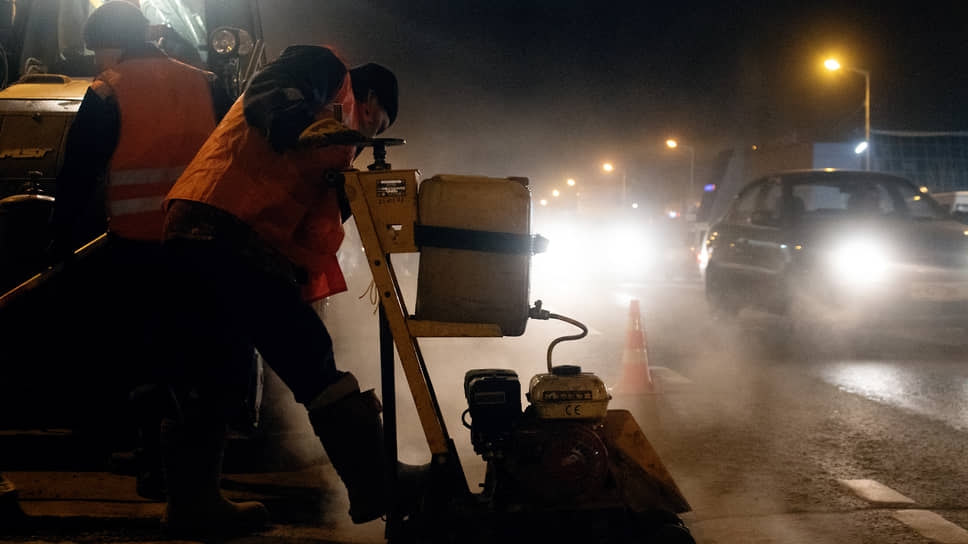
[
  {"x1": 828, "y1": 238, "x2": 892, "y2": 286},
  {"x1": 210, "y1": 28, "x2": 237, "y2": 55},
  {"x1": 210, "y1": 27, "x2": 255, "y2": 57}
]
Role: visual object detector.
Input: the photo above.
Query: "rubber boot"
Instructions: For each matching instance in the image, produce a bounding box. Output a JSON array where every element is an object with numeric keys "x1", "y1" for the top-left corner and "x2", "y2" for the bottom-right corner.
[
  {"x1": 160, "y1": 418, "x2": 269, "y2": 537},
  {"x1": 308, "y1": 383, "x2": 388, "y2": 524}
]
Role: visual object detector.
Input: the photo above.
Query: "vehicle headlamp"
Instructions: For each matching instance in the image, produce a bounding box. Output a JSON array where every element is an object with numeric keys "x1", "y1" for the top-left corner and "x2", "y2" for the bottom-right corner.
[
  {"x1": 829, "y1": 238, "x2": 892, "y2": 286},
  {"x1": 210, "y1": 27, "x2": 255, "y2": 57}
]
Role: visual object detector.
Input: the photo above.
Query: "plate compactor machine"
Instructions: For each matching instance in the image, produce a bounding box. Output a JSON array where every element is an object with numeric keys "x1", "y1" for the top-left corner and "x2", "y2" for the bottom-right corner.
[{"x1": 328, "y1": 136, "x2": 695, "y2": 544}]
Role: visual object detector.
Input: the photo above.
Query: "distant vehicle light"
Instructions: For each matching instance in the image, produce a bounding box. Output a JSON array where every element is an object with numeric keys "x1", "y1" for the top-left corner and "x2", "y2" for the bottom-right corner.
[
  {"x1": 920, "y1": 186, "x2": 929, "y2": 193},
  {"x1": 668, "y1": 211, "x2": 679, "y2": 218},
  {"x1": 704, "y1": 184, "x2": 716, "y2": 192}
]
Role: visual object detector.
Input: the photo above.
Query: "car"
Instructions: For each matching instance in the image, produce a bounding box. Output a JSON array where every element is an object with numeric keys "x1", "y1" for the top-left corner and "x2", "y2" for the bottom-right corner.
[
  {"x1": 930, "y1": 191, "x2": 968, "y2": 223},
  {"x1": 703, "y1": 169, "x2": 968, "y2": 330}
]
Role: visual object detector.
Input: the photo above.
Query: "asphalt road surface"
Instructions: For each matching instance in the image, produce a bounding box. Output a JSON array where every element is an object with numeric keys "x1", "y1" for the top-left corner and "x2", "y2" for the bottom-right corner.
[{"x1": 4, "y1": 276, "x2": 968, "y2": 543}]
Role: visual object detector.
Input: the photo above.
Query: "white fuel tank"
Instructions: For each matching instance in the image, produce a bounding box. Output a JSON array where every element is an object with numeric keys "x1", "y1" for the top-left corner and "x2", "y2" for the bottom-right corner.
[{"x1": 414, "y1": 174, "x2": 533, "y2": 336}]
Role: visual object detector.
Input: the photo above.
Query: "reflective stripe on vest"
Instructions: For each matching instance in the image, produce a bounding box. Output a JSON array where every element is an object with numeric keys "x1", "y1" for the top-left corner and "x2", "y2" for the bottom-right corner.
[
  {"x1": 99, "y1": 56, "x2": 216, "y2": 241},
  {"x1": 111, "y1": 166, "x2": 187, "y2": 187}
]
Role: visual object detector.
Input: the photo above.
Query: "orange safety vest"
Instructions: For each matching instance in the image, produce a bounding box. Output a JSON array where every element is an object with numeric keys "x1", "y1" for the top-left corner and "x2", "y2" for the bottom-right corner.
[
  {"x1": 94, "y1": 55, "x2": 216, "y2": 241},
  {"x1": 165, "y1": 72, "x2": 359, "y2": 302}
]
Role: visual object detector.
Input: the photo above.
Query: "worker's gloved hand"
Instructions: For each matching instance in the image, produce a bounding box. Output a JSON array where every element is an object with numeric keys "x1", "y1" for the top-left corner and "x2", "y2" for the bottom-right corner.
[{"x1": 298, "y1": 119, "x2": 368, "y2": 148}]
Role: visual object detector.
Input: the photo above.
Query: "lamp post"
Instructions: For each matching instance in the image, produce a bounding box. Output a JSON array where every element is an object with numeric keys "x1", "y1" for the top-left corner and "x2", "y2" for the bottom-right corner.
[
  {"x1": 824, "y1": 58, "x2": 871, "y2": 171},
  {"x1": 602, "y1": 162, "x2": 628, "y2": 208},
  {"x1": 666, "y1": 139, "x2": 695, "y2": 216}
]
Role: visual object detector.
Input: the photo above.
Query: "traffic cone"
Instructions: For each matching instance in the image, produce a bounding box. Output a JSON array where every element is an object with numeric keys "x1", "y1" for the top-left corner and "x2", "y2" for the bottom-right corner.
[{"x1": 615, "y1": 299, "x2": 656, "y2": 396}]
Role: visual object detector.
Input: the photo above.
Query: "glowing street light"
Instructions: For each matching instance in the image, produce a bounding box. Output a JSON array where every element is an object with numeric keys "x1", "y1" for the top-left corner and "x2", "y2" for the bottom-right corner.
[
  {"x1": 854, "y1": 141, "x2": 868, "y2": 154},
  {"x1": 665, "y1": 139, "x2": 678, "y2": 149},
  {"x1": 825, "y1": 57, "x2": 871, "y2": 170},
  {"x1": 602, "y1": 163, "x2": 614, "y2": 172},
  {"x1": 631, "y1": 202, "x2": 639, "y2": 209},
  {"x1": 567, "y1": 178, "x2": 576, "y2": 186},
  {"x1": 552, "y1": 189, "x2": 560, "y2": 197}
]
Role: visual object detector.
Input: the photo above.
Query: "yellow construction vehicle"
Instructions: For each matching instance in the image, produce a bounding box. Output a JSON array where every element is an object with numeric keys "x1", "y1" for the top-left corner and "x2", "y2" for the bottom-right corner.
[
  {"x1": 0, "y1": 0, "x2": 269, "y2": 452},
  {"x1": 0, "y1": 0, "x2": 266, "y2": 293},
  {"x1": 326, "y1": 137, "x2": 695, "y2": 543}
]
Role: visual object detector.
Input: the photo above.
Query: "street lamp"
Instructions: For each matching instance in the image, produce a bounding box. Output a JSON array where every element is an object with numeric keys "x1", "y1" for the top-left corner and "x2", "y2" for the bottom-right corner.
[
  {"x1": 602, "y1": 162, "x2": 627, "y2": 207},
  {"x1": 552, "y1": 189, "x2": 560, "y2": 197},
  {"x1": 567, "y1": 178, "x2": 576, "y2": 187},
  {"x1": 665, "y1": 139, "x2": 695, "y2": 216},
  {"x1": 825, "y1": 58, "x2": 871, "y2": 171}
]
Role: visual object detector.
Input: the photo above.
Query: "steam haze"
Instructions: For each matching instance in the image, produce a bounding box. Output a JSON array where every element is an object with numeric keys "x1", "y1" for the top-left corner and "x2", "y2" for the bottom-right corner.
[
  {"x1": 259, "y1": 0, "x2": 968, "y2": 208},
  {"x1": 251, "y1": 1, "x2": 968, "y2": 524}
]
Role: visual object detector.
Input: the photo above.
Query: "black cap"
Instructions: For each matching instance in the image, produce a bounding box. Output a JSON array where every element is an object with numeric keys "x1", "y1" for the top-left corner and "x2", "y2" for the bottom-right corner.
[
  {"x1": 349, "y1": 63, "x2": 398, "y2": 126},
  {"x1": 83, "y1": 1, "x2": 148, "y2": 50}
]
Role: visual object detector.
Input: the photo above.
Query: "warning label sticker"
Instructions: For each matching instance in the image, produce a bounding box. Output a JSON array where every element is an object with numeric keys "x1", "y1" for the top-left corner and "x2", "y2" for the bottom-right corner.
[{"x1": 377, "y1": 179, "x2": 406, "y2": 198}]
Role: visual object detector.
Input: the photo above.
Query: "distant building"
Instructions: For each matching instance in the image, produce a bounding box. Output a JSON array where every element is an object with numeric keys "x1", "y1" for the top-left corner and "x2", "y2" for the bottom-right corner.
[{"x1": 871, "y1": 130, "x2": 968, "y2": 192}]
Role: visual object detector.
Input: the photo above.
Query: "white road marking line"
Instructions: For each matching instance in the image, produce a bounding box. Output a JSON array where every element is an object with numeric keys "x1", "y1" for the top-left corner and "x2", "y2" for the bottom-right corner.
[
  {"x1": 650, "y1": 366, "x2": 694, "y2": 385},
  {"x1": 893, "y1": 510, "x2": 968, "y2": 544},
  {"x1": 838, "y1": 479, "x2": 916, "y2": 505}
]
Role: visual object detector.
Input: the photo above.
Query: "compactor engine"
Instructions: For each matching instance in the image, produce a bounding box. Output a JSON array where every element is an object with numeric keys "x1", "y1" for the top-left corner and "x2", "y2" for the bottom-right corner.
[{"x1": 464, "y1": 362, "x2": 612, "y2": 506}]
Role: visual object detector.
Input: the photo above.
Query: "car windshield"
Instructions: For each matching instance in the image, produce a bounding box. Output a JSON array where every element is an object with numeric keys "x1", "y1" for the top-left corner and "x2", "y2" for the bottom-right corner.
[{"x1": 790, "y1": 175, "x2": 947, "y2": 221}]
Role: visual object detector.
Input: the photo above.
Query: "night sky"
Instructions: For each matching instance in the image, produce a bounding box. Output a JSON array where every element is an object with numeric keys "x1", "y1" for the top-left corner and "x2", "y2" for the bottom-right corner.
[{"x1": 260, "y1": 1, "x2": 968, "y2": 206}]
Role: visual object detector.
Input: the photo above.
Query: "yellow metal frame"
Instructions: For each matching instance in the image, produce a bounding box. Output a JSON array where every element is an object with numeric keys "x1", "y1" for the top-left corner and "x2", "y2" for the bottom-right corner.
[
  {"x1": 343, "y1": 168, "x2": 503, "y2": 456},
  {"x1": 344, "y1": 166, "x2": 693, "y2": 516}
]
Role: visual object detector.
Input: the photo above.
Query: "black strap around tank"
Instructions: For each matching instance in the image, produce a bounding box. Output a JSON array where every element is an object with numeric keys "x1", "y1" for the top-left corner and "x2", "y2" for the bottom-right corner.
[{"x1": 414, "y1": 224, "x2": 548, "y2": 255}]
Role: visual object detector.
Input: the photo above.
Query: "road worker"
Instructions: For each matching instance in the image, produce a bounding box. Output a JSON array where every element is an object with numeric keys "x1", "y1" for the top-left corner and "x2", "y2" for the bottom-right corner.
[
  {"x1": 162, "y1": 44, "x2": 404, "y2": 533},
  {"x1": 47, "y1": 1, "x2": 266, "y2": 532}
]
